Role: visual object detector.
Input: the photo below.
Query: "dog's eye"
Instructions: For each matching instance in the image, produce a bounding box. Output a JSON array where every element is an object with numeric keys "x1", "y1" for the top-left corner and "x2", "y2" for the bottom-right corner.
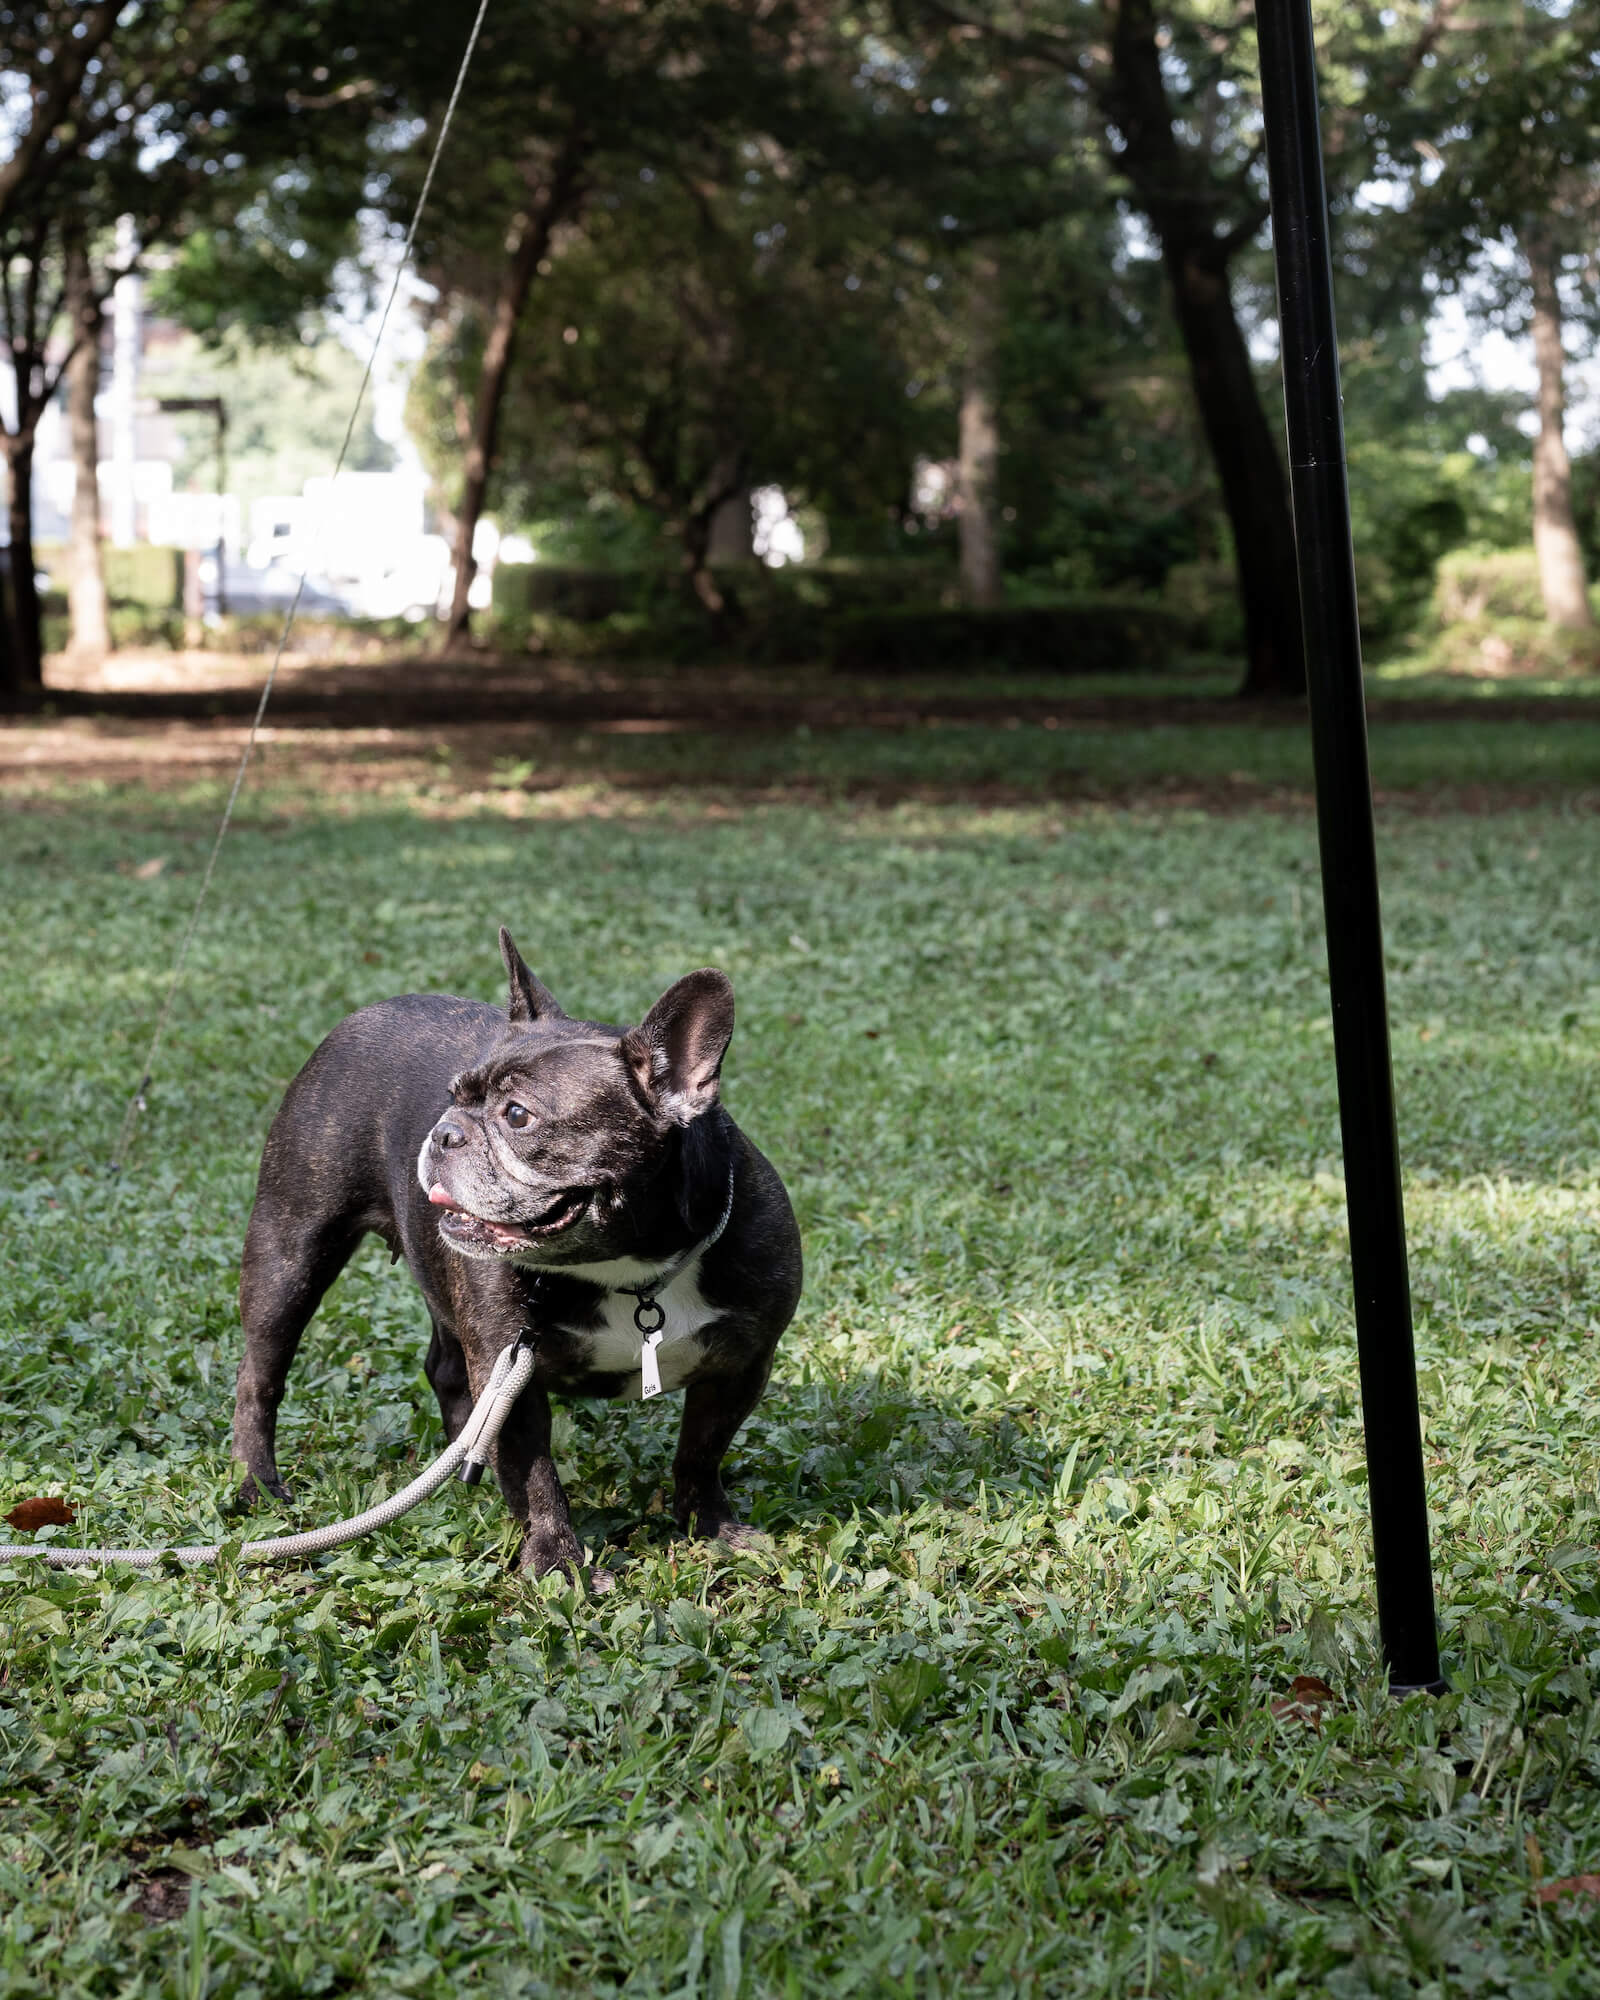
[{"x1": 503, "y1": 1102, "x2": 532, "y2": 1129}]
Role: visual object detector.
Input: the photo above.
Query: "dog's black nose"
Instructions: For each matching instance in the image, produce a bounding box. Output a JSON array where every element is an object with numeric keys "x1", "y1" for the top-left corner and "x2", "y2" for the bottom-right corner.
[{"x1": 434, "y1": 1114, "x2": 470, "y2": 1150}]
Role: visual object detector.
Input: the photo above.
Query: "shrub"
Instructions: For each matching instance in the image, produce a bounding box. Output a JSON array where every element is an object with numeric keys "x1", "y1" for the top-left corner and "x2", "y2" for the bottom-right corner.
[
  {"x1": 107, "y1": 604, "x2": 185, "y2": 648},
  {"x1": 826, "y1": 599, "x2": 1188, "y2": 676},
  {"x1": 1422, "y1": 617, "x2": 1600, "y2": 679},
  {"x1": 1434, "y1": 548, "x2": 1546, "y2": 625}
]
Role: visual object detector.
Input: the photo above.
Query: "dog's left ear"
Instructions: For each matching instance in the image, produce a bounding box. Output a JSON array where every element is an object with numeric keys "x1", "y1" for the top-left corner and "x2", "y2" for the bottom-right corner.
[
  {"x1": 621, "y1": 969, "x2": 734, "y2": 1122},
  {"x1": 499, "y1": 927, "x2": 567, "y2": 1025}
]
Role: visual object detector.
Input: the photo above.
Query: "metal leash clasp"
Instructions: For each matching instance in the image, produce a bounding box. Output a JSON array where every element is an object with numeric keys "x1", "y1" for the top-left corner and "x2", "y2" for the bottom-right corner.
[{"x1": 632, "y1": 1294, "x2": 667, "y2": 1399}]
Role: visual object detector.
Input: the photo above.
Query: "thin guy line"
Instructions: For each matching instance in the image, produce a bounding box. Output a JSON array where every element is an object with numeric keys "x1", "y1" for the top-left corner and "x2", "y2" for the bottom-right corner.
[{"x1": 111, "y1": 0, "x2": 493, "y2": 1172}]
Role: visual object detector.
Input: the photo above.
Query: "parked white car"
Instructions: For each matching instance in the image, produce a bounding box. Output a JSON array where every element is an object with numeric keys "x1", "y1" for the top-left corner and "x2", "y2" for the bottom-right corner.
[{"x1": 337, "y1": 534, "x2": 454, "y2": 622}]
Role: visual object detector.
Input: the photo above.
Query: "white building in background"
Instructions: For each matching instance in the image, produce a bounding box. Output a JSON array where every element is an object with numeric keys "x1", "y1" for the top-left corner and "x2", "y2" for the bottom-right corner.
[
  {"x1": 245, "y1": 469, "x2": 469, "y2": 621},
  {"x1": 752, "y1": 485, "x2": 806, "y2": 566},
  {"x1": 20, "y1": 227, "x2": 485, "y2": 619}
]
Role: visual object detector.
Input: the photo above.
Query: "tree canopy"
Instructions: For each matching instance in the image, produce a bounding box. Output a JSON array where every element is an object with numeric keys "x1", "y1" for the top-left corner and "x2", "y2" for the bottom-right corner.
[{"x1": 3, "y1": 0, "x2": 1598, "y2": 700}]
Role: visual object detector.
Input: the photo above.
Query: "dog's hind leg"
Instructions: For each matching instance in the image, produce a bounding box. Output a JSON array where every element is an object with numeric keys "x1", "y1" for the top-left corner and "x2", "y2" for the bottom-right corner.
[
  {"x1": 233, "y1": 1205, "x2": 360, "y2": 1507},
  {"x1": 424, "y1": 1317, "x2": 473, "y2": 1441}
]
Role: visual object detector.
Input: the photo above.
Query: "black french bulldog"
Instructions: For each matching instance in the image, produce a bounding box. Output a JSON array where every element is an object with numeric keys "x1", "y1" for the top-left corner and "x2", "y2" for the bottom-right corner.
[{"x1": 232, "y1": 929, "x2": 802, "y2": 1576}]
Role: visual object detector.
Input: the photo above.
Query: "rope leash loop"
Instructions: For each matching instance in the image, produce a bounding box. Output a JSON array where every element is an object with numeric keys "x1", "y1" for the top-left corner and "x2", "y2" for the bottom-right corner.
[{"x1": 0, "y1": 1338, "x2": 535, "y2": 1571}]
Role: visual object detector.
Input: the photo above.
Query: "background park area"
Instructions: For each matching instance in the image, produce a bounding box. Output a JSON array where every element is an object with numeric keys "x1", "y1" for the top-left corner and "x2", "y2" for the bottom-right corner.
[{"x1": 4, "y1": 2, "x2": 1600, "y2": 1996}]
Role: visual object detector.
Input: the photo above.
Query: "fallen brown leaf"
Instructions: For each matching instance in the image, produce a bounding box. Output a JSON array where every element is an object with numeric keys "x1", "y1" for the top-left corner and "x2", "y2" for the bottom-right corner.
[
  {"x1": 1271, "y1": 1676, "x2": 1337, "y2": 1726},
  {"x1": 132, "y1": 856, "x2": 168, "y2": 880},
  {"x1": 1536, "y1": 1874, "x2": 1600, "y2": 1907},
  {"x1": 5, "y1": 1495, "x2": 76, "y2": 1531}
]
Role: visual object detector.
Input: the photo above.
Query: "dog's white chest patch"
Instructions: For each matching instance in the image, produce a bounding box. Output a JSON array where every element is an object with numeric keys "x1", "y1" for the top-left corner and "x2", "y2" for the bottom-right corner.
[{"x1": 556, "y1": 1257, "x2": 721, "y2": 1400}]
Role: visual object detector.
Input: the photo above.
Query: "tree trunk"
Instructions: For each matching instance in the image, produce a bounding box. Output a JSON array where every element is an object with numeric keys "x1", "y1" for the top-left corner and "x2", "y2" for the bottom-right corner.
[
  {"x1": 683, "y1": 507, "x2": 726, "y2": 617},
  {"x1": 65, "y1": 238, "x2": 111, "y2": 664},
  {"x1": 1165, "y1": 242, "x2": 1306, "y2": 694},
  {"x1": 1525, "y1": 229, "x2": 1591, "y2": 629},
  {"x1": 706, "y1": 489, "x2": 754, "y2": 565},
  {"x1": 0, "y1": 550, "x2": 19, "y2": 706},
  {"x1": 1103, "y1": 0, "x2": 1305, "y2": 696},
  {"x1": 447, "y1": 141, "x2": 586, "y2": 645},
  {"x1": 3, "y1": 436, "x2": 43, "y2": 690},
  {"x1": 958, "y1": 248, "x2": 1002, "y2": 609}
]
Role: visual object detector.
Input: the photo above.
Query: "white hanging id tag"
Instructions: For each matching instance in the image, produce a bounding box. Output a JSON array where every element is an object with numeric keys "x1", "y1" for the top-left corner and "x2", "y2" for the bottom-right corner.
[{"x1": 641, "y1": 1330, "x2": 665, "y2": 1400}]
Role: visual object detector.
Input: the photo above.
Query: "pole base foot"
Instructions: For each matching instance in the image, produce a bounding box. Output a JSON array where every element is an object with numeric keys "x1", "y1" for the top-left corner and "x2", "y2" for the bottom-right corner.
[{"x1": 1390, "y1": 1675, "x2": 1449, "y2": 1698}]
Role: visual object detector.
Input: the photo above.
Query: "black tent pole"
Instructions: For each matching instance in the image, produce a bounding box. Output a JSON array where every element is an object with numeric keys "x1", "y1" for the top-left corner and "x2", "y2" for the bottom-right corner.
[{"x1": 1255, "y1": 0, "x2": 1445, "y2": 1694}]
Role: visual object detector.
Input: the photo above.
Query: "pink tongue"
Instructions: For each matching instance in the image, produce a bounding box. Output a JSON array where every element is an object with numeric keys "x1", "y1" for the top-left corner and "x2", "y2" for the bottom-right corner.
[{"x1": 428, "y1": 1184, "x2": 459, "y2": 1208}]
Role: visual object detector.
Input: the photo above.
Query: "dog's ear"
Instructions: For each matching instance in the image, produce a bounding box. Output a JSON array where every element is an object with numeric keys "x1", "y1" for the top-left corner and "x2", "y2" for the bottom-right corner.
[
  {"x1": 499, "y1": 927, "x2": 566, "y2": 1026},
  {"x1": 620, "y1": 969, "x2": 734, "y2": 1122}
]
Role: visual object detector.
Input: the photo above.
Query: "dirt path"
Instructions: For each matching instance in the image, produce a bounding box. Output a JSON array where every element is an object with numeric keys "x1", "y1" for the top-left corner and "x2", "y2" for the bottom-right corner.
[
  {"x1": 27, "y1": 646, "x2": 1600, "y2": 732},
  {"x1": 4, "y1": 648, "x2": 1597, "y2": 813}
]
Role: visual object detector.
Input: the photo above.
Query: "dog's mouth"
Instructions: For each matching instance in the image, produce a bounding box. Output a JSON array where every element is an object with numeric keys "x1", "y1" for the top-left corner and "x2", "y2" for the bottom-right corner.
[{"x1": 430, "y1": 1185, "x2": 591, "y2": 1254}]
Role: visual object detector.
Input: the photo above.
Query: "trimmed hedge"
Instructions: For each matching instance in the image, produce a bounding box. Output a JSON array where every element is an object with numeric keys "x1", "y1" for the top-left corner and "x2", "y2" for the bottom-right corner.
[
  {"x1": 492, "y1": 565, "x2": 673, "y2": 623},
  {"x1": 491, "y1": 558, "x2": 954, "y2": 627},
  {"x1": 490, "y1": 558, "x2": 961, "y2": 665},
  {"x1": 105, "y1": 544, "x2": 185, "y2": 609},
  {"x1": 826, "y1": 599, "x2": 1189, "y2": 676},
  {"x1": 34, "y1": 542, "x2": 184, "y2": 609}
]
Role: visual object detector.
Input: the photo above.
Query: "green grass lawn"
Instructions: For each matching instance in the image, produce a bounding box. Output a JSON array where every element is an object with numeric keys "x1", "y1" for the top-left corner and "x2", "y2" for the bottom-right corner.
[{"x1": 3, "y1": 711, "x2": 1600, "y2": 1996}]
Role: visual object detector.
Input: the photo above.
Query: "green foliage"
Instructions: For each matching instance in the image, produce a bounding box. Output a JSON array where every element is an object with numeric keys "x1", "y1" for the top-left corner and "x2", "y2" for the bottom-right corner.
[
  {"x1": 1342, "y1": 440, "x2": 1539, "y2": 646},
  {"x1": 828, "y1": 600, "x2": 1189, "y2": 675},
  {"x1": 434, "y1": 167, "x2": 937, "y2": 578},
  {"x1": 989, "y1": 219, "x2": 1207, "y2": 591},
  {"x1": 3, "y1": 729, "x2": 1600, "y2": 1992},
  {"x1": 142, "y1": 330, "x2": 394, "y2": 514},
  {"x1": 1391, "y1": 0, "x2": 1600, "y2": 308}
]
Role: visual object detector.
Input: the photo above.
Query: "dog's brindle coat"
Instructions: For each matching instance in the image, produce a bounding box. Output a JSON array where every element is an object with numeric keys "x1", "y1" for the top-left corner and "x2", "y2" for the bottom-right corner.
[{"x1": 233, "y1": 931, "x2": 802, "y2": 1575}]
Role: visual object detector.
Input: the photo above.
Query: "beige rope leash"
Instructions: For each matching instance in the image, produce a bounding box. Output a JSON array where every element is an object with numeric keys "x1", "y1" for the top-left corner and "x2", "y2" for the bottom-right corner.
[{"x1": 0, "y1": 1339, "x2": 534, "y2": 1571}]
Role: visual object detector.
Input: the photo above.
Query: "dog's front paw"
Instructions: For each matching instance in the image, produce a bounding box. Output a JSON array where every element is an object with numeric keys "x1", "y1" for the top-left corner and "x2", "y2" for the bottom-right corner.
[
  {"x1": 516, "y1": 1524, "x2": 585, "y2": 1579},
  {"x1": 712, "y1": 1519, "x2": 770, "y2": 1553},
  {"x1": 231, "y1": 1473, "x2": 294, "y2": 1513}
]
